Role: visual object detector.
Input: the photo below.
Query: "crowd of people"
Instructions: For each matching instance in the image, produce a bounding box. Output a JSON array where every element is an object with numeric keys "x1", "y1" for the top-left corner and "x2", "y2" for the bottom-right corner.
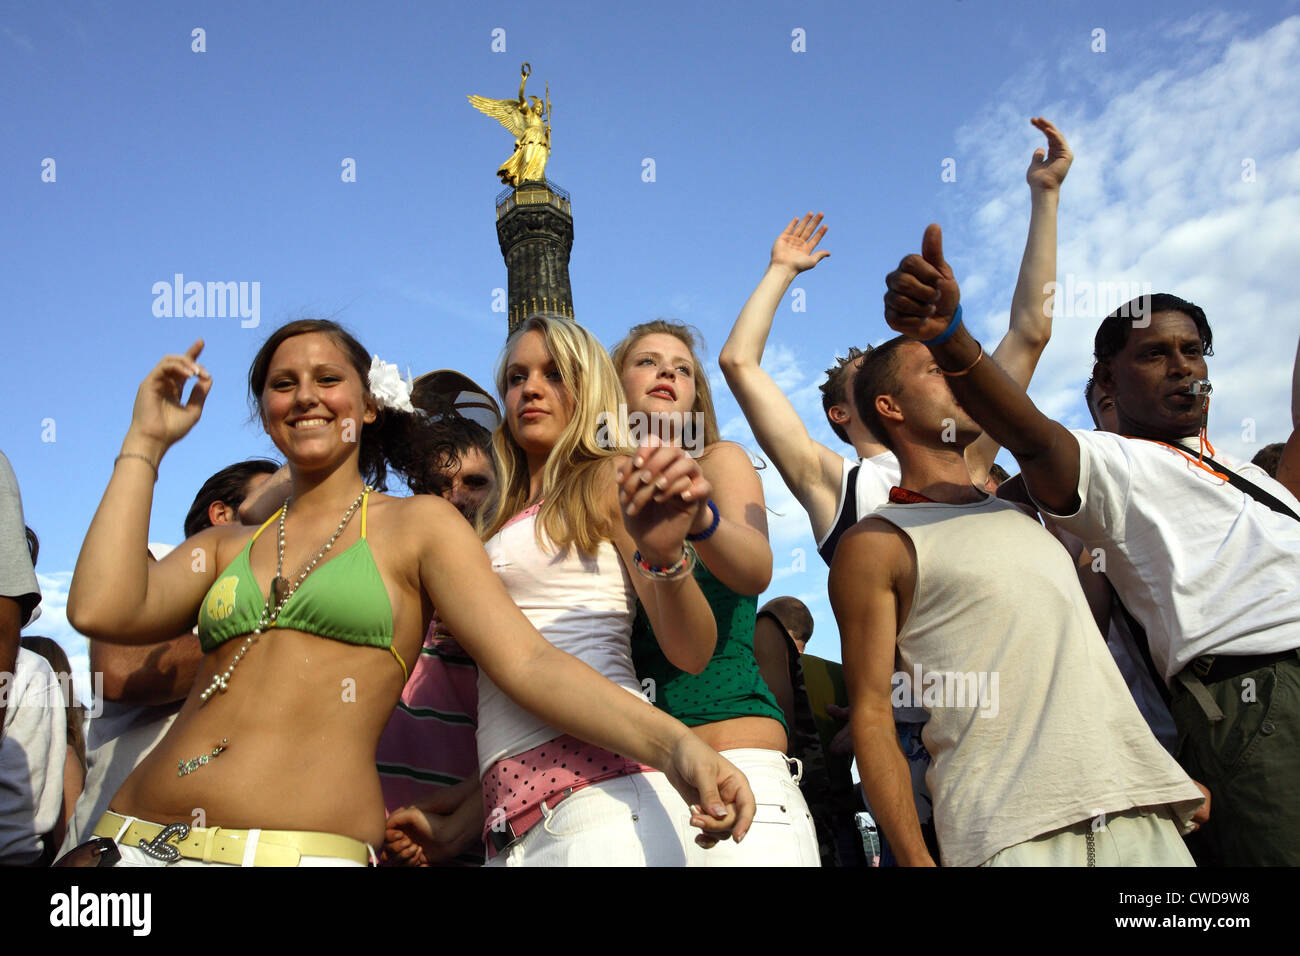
[{"x1": 1, "y1": 116, "x2": 1296, "y2": 867}]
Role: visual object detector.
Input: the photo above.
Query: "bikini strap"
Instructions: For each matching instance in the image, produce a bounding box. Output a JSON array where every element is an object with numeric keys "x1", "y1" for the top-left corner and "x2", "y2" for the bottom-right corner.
[
  {"x1": 390, "y1": 645, "x2": 408, "y2": 683},
  {"x1": 249, "y1": 508, "x2": 284, "y2": 544},
  {"x1": 361, "y1": 492, "x2": 369, "y2": 539}
]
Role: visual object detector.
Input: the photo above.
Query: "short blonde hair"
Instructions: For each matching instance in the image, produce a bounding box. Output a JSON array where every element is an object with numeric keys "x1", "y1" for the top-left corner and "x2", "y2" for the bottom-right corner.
[{"x1": 483, "y1": 316, "x2": 630, "y2": 556}]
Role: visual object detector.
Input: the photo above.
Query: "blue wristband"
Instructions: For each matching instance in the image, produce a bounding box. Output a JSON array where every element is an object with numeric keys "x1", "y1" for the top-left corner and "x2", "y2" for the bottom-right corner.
[
  {"x1": 686, "y1": 499, "x2": 720, "y2": 542},
  {"x1": 921, "y1": 304, "x2": 963, "y2": 346}
]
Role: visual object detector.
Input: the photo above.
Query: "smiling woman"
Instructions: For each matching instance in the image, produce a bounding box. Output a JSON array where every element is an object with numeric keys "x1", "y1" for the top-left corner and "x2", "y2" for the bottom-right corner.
[{"x1": 63, "y1": 318, "x2": 755, "y2": 868}]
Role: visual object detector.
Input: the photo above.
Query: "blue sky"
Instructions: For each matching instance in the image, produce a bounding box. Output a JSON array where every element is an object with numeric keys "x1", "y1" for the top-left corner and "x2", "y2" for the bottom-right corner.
[{"x1": 5, "y1": 1, "x2": 1300, "y2": 699}]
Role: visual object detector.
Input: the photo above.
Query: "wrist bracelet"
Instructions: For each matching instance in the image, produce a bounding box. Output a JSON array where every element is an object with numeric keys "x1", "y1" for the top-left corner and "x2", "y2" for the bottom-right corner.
[
  {"x1": 685, "y1": 499, "x2": 720, "y2": 542},
  {"x1": 633, "y1": 544, "x2": 697, "y2": 582},
  {"x1": 940, "y1": 342, "x2": 984, "y2": 377},
  {"x1": 115, "y1": 452, "x2": 159, "y2": 481},
  {"x1": 921, "y1": 304, "x2": 963, "y2": 346}
]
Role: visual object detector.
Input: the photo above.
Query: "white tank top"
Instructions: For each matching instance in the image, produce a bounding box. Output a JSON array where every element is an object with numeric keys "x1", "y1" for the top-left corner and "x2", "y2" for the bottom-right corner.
[
  {"x1": 872, "y1": 495, "x2": 1201, "y2": 867},
  {"x1": 476, "y1": 503, "x2": 648, "y2": 774}
]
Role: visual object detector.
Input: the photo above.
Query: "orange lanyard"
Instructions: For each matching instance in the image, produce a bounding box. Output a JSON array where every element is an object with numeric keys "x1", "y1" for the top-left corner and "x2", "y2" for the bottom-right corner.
[{"x1": 1127, "y1": 435, "x2": 1230, "y2": 482}]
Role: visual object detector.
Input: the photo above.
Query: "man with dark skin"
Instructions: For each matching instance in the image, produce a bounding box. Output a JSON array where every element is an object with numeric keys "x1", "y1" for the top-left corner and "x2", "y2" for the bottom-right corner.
[{"x1": 882, "y1": 223, "x2": 1300, "y2": 865}]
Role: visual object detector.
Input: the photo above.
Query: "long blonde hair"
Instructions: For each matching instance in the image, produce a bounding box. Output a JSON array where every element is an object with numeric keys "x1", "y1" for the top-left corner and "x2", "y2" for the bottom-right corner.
[
  {"x1": 483, "y1": 316, "x2": 631, "y2": 556},
  {"x1": 610, "y1": 319, "x2": 723, "y2": 449}
]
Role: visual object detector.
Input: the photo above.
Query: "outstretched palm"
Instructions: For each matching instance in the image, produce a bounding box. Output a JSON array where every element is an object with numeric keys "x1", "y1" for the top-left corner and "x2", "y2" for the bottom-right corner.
[
  {"x1": 771, "y1": 212, "x2": 831, "y2": 273},
  {"x1": 1025, "y1": 116, "x2": 1073, "y2": 193}
]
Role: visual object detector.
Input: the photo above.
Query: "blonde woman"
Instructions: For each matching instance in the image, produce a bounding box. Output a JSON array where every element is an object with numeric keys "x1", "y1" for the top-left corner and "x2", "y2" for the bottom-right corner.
[
  {"x1": 66, "y1": 320, "x2": 752, "y2": 867},
  {"x1": 611, "y1": 320, "x2": 819, "y2": 865},
  {"x1": 462, "y1": 315, "x2": 733, "y2": 866}
]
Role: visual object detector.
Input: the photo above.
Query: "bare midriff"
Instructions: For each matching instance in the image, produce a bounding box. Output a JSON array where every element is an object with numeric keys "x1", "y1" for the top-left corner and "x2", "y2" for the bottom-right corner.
[
  {"x1": 690, "y1": 715, "x2": 788, "y2": 755},
  {"x1": 109, "y1": 628, "x2": 407, "y2": 848}
]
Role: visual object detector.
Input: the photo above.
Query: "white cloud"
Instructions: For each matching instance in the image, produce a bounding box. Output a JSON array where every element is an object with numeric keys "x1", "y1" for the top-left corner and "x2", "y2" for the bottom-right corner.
[{"x1": 950, "y1": 15, "x2": 1300, "y2": 463}]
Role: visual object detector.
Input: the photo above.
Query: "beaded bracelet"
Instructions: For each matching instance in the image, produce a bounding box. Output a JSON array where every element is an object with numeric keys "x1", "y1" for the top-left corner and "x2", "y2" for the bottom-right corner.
[
  {"x1": 632, "y1": 544, "x2": 697, "y2": 581},
  {"x1": 115, "y1": 452, "x2": 159, "y2": 481},
  {"x1": 685, "y1": 499, "x2": 720, "y2": 542},
  {"x1": 921, "y1": 304, "x2": 963, "y2": 346}
]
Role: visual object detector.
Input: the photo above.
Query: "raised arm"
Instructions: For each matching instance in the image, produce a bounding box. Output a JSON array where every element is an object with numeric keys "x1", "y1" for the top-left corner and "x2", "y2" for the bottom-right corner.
[
  {"x1": 966, "y1": 118, "x2": 1073, "y2": 482},
  {"x1": 691, "y1": 442, "x2": 772, "y2": 596},
  {"x1": 67, "y1": 342, "x2": 223, "y2": 642},
  {"x1": 719, "y1": 214, "x2": 848, "y2": 539},
  {"x1": 884, "y1": 225, "x2": 1081, "y2": 514},
  {"x1": 1276, "y1": 330, "x2": 1300, "y2": 499},
  {"x1": 611, "y1": 446, "x2": 718, "y2": 674},
  {"x1": 830, "y1": 520, "x2": 934, "y2": 866},
  {"x1": 414, "y1": 494, "x2": 753, "y2": 841}
]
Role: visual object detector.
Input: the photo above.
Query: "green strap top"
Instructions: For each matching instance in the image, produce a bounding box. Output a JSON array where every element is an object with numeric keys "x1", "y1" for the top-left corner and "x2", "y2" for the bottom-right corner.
[
  {"x1": 196, "y1": 494, "x2": 406, "y2": 680},
  {"x1": 629, "y1": 557, "x2": 787, "y2": 731}
]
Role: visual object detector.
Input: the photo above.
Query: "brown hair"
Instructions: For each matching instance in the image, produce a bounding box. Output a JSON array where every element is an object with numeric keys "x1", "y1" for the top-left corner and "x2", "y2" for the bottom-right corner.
[
  {"x1": 758, "y1": 596, "x2": 814, "y2": 647},
  {"x1": 851, "y1": 336, "x2": 913, "y2": 453},
  {"x1": 247, "y1": 319, "x2": 458, "y2": 494},
  {"x1": 819, "y1": 347, "x2": 872, "y2": 444}
]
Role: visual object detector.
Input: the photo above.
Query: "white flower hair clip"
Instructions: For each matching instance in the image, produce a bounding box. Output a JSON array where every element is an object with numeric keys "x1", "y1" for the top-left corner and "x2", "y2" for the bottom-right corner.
[{"x1": 368, "y1": 355, "x2": 415, "y2": 414}]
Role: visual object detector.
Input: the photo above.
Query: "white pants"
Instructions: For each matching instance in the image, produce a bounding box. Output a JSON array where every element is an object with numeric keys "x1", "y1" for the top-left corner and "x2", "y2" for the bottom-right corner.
[
  {"x1": 981, "y1": 807, "x2": 1195, "y2": 867},
  {"x1": 487, "y1": 748, "x2": 819, "y2": 867}
]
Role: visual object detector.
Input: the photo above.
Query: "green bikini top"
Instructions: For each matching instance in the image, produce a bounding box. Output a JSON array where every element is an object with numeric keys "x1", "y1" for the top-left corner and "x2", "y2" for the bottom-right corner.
[{"x1": 197, "y1": 493, "x2": 407, "y2": 681}]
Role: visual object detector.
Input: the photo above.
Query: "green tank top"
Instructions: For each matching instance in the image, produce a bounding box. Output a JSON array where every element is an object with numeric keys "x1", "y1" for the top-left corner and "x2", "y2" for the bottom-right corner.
[{"x1": 630, "y1": 557, "x2": 787, "y2": 731}]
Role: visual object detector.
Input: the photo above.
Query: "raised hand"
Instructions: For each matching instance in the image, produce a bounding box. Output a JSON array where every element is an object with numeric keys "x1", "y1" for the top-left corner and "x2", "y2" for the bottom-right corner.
[
  {"x1": 617, "y1": 440, "x2": 712, "y2": 563},
  {"x1": 770, "y1": 212, "x2": 831, "y2": 275},
  {"x1": 883, "y1": 224, "x2": 961, "y2": 342},
  {"x1": 1025, "y1": 117, "x2": 1072, "y2": 193},
  {"x1": 126, "y1": 340, "x2": 212, "y2": 455}
]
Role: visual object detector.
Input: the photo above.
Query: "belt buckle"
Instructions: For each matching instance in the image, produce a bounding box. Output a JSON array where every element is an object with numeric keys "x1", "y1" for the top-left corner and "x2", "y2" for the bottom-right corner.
[
  {"x1": 138, "y1": 822, "x2": 191, "y2": 863},
  {"x1": 487, "y1": 820, "x2": 519, "y2": 854},
  {"x1": 1192, "y1": 656, "x2": 1215, "y2": 679}
]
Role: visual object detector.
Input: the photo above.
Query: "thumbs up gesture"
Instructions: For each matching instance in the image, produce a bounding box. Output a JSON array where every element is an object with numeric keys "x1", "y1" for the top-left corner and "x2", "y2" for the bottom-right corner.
[{"x1": 883, "y1": 224, "x2": 961, "y2": 341}]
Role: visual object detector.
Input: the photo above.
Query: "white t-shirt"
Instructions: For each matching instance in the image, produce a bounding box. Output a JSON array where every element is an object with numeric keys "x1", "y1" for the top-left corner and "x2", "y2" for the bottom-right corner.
[
  {"x1": 0, "y1": 649, "x2": 67, "y2": 864},
  {"x1": 1037, "y1": 431, "x2": 1300, "y2": 682}
]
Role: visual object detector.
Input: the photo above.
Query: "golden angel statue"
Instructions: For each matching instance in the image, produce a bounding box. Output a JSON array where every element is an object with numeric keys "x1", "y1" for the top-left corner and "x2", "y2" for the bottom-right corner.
[{"x1": 468, "y1": 63, "x2": 551, "y2": 186}]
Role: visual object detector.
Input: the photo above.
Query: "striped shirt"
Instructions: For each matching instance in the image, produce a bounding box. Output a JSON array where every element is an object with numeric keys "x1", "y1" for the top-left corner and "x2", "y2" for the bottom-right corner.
[{"x1": 376, "y1": 621, "x2": 481, "y2": 866}]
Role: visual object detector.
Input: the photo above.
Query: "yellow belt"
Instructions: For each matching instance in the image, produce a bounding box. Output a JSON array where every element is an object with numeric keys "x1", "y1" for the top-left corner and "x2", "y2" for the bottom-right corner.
[{"x1": 94, "y1": 811, "x2": 372, "y2": 867}]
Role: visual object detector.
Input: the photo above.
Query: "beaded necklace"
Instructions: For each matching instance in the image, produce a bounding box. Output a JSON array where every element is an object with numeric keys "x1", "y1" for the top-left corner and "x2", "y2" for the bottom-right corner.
[{"x1": 178, "y1": 485, "x2": 373, "y2": 777}]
